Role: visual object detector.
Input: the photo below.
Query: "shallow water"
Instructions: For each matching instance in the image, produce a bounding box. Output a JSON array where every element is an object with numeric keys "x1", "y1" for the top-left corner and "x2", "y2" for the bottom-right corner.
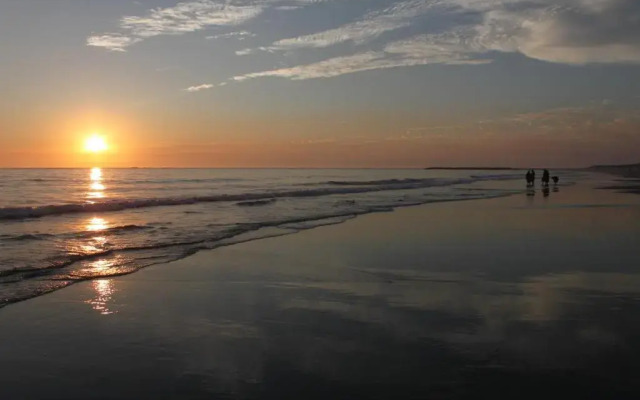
[{"x1": 1, "y1": 168, "x2": 556, "y2": 306}]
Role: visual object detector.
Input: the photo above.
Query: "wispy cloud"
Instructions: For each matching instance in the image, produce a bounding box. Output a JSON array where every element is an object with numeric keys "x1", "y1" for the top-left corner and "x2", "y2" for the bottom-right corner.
[
  {"x1": 234, "y1": 31, "x2": 490, "y2": 81},
  {"x1": 87, "y1": 0, "x2": 344, "y2": 51},
  {"x1": 86, "y1": 34, "x2": 141, "y2": 52},
  {"x1": 241, "y1": 0, "x2": 438, "y2": 55},
  {"x1": 206, "y1": 30, "x2": 255, "y2": 40},
  {"x1": 88, "y1": 0, "x2": 265, "y2": 51},
  {"x1": 235, "y1": 0, "x2": 640, "y2": 80},
  {"x1": 185, "y1": 83, "x2": 214, "y2": 92},
  {"x1": 467, "y1": 102, "x2": 640, "y2": 141},
  {"x1": 386, "y1": 101, "x2": 640, "y2": 143}
]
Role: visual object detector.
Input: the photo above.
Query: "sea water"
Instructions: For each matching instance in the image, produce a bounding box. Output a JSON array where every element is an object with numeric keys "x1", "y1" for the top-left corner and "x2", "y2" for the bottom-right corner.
[{"x1": 0, "y1": 168, "x2": 570, "y2": 306}]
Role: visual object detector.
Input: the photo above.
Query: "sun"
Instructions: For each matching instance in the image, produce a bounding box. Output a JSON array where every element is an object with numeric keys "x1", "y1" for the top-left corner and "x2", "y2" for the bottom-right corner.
[{"x1": 85, "y1": 134, "x2": 108, "y2": 153}]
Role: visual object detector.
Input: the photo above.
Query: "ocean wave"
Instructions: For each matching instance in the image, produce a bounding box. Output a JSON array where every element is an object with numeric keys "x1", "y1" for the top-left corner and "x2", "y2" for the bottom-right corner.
[
  {"x1": 326, "y1": 178, "x2": 428, "y2": 186},
  {"x1": 469, "y1": 173, "x2": 523, "y2": 180},
  {"x1": 0, "y1": 233, "x2": 53, "y2": 242},
  {"x1": 122, "y1": 178, "x2": 247, "y2": 185},
  {"x1": 0, "y1": 248, "x2": 116, "y2": 279},
  {"x1": 0, "y1": 176, "x2": 508, "y2": 221},
  {"x1": 237, "y1": 199, "x2": 277, "y2": 207},
  {"x1": 77, "y1": 224, "x2": 149, "y2": 237}
]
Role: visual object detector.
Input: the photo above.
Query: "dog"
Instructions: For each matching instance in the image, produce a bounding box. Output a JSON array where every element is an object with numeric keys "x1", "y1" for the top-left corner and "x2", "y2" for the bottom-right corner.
[{"x1": 552, "y1": 176, "x2": 559, "y2": 184}]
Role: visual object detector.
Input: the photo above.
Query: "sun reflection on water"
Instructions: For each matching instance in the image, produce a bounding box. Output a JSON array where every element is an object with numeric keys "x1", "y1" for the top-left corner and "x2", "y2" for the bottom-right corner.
[
  {"x1": 71, "y1": 219, "x2": 110, "y2": 255},
  {"x1": 87, "y1": 217, "x2": 108, "y2": 232},
  {"x1": 91, "y1": 259, "x2": 114, "y2": 272},
  {"x1": 87, "y1": 167, "x2": 106, "y2": 201},
  {"x1": 87, "y1": 279, "x2": 117, "y2": 315},
  {"x1": 90, "y1": 167, "x2": 102, "y2": 180},
  {"x1": 90, "y1": 182, "x2": 105, "y2": 191}
]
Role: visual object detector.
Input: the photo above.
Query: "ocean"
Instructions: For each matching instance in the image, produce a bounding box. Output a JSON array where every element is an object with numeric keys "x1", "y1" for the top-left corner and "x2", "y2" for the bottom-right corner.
[{"x1": 0, "y1": 168, "x2": 566, "y2": 307}]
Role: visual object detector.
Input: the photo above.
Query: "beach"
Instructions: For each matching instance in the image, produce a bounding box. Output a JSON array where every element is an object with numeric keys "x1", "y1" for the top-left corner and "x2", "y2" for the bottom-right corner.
[{"x1": 1, "y1": 173, "x2": 640, "y2": 399}]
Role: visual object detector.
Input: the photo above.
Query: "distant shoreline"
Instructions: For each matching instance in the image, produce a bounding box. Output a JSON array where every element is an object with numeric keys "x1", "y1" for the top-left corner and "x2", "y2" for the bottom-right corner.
[
  {"x1": 587, "y1": 163, "x2": 640, "y2": 179},
  {"x1": 588, "y1": 162, "x2": 640, "y2": 194}
]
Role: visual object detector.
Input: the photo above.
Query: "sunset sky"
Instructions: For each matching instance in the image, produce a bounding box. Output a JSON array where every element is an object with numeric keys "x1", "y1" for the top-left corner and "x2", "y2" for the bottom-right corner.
[{"x1": 1, "y1": 0, "x2": 639, "y2": 168}]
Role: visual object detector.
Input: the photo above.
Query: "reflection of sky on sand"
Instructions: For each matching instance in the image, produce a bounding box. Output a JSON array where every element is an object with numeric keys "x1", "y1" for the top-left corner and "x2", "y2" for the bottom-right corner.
[
  {"x1": 129, "y1": 267, "x2": 640, "y2": 395},
  {"x1": 86, "y1": 279, "x2": 117, "y2": 315},
  {"x1": 242, "y1": 182, "x2": 640, "y2": 374},
  {"x1": 280, "y1": 270, "x2": 640, "y2": 339}
]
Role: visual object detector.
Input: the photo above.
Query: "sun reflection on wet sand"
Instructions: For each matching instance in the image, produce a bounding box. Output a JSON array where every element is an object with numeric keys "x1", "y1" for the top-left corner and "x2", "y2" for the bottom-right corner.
[
  {"x1": 87, "y1": 167, "x2": 106, "y2": 201},
  {"x1": 87, "y1": 279, "x2": 117, "y2": 315}
]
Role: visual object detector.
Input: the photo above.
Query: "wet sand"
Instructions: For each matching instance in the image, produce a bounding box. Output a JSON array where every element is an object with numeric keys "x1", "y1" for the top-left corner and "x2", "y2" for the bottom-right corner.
[{"x1": 1, "y1": 178, "x2": 640, "y2": 399}]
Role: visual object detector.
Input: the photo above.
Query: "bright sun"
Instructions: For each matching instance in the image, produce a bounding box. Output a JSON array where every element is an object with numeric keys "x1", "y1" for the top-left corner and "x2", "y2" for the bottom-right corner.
[{"x1": 85, "y1": 135, "x2": 108, "y2": 153}]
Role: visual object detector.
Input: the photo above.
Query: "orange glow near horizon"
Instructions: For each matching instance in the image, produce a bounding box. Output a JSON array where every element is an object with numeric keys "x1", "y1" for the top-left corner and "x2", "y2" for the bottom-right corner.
[{"x1": 85, "y1": 134, "x2": 108, "y2": 153}]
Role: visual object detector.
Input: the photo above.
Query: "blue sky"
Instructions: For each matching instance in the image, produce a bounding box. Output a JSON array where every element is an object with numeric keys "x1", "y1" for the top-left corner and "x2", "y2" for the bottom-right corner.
[{"x1": 1, "y1": 0, "x2": 639, "y2": 167}]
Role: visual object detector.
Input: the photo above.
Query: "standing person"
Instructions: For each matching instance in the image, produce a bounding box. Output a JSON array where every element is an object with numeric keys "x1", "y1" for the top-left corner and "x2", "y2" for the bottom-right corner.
[
  {"x1": 542, "y1": 169, "x2": 550, "y2": 186},
  {"x1": 525, "y1": 170, "x2": 532, "y2": 186}
]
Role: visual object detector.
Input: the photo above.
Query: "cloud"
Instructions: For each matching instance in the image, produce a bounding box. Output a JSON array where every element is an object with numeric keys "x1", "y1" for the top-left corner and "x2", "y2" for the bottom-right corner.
[
  {"x1": 185, "y1": 83, "x2": 214, "y2": 92},
  {"x1": 469, "y1": 0, "x2": 640, "y2": 64},
  {"x1": 234, "y1": 32, "x2": 490, "y2": 81},
  {"x1": 383, "y1": 102, "x2": 640, "y2": 144},
  {"x1": 119, "y1": 1, "x2": 261, "y2": 38},
  {"x1": 86, "y1": 34, "x2": 141, "y2": 52},
  {"x1": 257, "y1": 0, "x2": 438, "y2": 52},
  {"x1": 234, "y1": 0, "x2": 640, "y2": 81},
  {"x1": 471, "y1": 102, "x2": 640, "y2": 140},
  {"x1": 87, "y1": 0, "x2": 346, "y2": 51},
  {"x1": 206, "y1": 30, "x2": 255, "y2": 40},
  {"x1": 88, "y1": 0, "x2": 266, "y2": 51}
]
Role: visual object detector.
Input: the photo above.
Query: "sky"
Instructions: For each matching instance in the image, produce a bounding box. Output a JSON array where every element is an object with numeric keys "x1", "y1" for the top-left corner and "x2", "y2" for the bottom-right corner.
[{"x1": 0, "y1": 0, "x2": 639, "y2": 168}]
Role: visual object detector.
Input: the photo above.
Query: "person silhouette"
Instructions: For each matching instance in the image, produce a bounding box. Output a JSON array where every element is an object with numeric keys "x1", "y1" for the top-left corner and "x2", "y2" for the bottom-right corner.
[
  {"x1": 542, "y1": 169, "x2": 550, "y2": 186},
  {"x1": 526, "y1": 169, "x2": 536, "y2": 187}
]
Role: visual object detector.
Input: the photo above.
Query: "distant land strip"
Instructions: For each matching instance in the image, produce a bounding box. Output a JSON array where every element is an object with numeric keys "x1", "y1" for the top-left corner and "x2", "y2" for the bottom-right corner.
[
  {"x1": 588, "y1": 163, "x2": 640, "y2": 178},
  {"x1": 424, "y1": 167, "x2": 517, "y2": 170}
]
